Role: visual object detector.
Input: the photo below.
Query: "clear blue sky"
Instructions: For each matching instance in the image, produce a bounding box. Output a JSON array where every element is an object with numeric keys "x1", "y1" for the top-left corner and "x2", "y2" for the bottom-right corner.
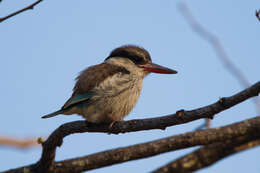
[{"x1": 0, "y1": 1, "x2": 259, "y2": 172}]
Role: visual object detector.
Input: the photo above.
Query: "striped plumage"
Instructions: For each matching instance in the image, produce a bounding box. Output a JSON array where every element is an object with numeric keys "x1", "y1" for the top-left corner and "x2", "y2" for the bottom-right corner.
[{"x1": 42, "y1": 45, "x2": 177, "y2": 124}]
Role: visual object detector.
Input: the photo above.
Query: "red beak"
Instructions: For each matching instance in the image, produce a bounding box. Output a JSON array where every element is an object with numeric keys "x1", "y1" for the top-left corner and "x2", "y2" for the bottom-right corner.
[{"x1": 139, "y1": 63, "x2": 177, "y2": 74}]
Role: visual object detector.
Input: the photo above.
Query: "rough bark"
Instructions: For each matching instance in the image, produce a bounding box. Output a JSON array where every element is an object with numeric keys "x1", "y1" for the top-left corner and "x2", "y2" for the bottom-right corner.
[
  {"x1": 5, "y1": 116, "x2": 260, "y2": 173},
  {"x1": 3, "y1": 82, "x2": 260, "y2": 172},
  {"x1": 152, "y1": 137, "x2": 260, "y2": 173}
]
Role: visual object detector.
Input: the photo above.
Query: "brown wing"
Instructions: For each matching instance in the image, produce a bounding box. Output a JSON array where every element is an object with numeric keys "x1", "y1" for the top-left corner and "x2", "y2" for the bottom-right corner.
[{"x1": 62, "y1": 63, "x2": 130, "y2": 109}]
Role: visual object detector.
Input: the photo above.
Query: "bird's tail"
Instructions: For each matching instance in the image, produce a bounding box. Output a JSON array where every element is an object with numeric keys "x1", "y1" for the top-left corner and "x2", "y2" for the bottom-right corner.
[{"x1": 41, "y1": 110, "x2": 64, "y2": 119}]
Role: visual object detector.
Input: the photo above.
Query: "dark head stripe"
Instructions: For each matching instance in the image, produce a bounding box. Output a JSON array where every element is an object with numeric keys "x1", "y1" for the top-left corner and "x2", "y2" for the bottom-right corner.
[{"x1": 105, "y1": 45, "x2": 151, "y2": 65}]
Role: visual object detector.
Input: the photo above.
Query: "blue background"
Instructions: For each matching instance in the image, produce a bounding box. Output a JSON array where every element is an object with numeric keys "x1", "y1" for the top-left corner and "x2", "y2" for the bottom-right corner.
[{"x1": 0, "y1": 0, "x2": 259, "y2": 172}]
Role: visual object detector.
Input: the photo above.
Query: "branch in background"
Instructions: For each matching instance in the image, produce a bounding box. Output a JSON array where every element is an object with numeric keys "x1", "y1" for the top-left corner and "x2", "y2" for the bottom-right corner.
[
  {"x1": 178, "y1": 3, "x2": 250, "y2": 87},
  {"x1": 196, "y1": 118, "x2": 211, "y2": 131},
  {"x1": 5, "y1": 116, "x2": 260, "y2": 173},
  {"x1": 0, "y1": 136, "x2": 40, "y2": 149},
  {"x1": 0, "y1": 0, "x2": 43, "y2": 23},
  {"x1": 205, "y1": 118, "x2": 211, "y2": 128},
  {"x1": 256, "y1": 10, "x2": 260, "y2": 21},
  {"x1": 178, "y1": 3, "x2": 260, "y2": 115},
  {"x1": 152, "y1": 136, "x2": 260, "y2": 173}
]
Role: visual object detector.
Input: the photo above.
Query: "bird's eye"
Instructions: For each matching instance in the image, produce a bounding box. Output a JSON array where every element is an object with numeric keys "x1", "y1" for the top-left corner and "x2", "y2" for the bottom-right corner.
[{"x1": 133, "y1": 56, "x2": 145, "y2": 65}]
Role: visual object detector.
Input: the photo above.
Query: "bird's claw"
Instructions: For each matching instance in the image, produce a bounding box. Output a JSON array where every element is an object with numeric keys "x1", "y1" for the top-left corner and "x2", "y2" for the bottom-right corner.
[{"x1": 109, "y1": 121, "x2": 117, "y2": 129}]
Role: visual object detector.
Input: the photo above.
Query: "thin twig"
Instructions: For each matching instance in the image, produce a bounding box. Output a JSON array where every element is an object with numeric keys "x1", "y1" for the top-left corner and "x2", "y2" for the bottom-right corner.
[
  {"x1": 195, "y1": 118, "x2": 211, "y2": 131},
  {"x1": 0, "y1": 136, "x2": 40, "y2": 149},
  {"x1": 4, "y1": 116, "x2": 260, "y2": 173},
  {"x1": 178, "y1": 3, "x2": 260, "y2": 115},
  {"x1": 205, "y1": 118, "x2": 211, "y2": 129},
  {"x1": 256, "y1": 10, "x2": 260, "y2": 21},
  {"x1": 0, "y1": 0, "x2": 43, "y2": 23}
]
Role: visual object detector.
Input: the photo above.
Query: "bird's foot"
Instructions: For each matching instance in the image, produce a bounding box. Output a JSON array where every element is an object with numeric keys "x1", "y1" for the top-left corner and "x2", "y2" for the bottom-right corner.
[
  {"x1": 107, "y1": 120, "x2": 123, "y2": 135},
  {"x1": 109, "y1": 121, "x2": 117, "y2": 129},
  {"x1": 106, "y1": 114, "x2": 121, "y2": 129}
]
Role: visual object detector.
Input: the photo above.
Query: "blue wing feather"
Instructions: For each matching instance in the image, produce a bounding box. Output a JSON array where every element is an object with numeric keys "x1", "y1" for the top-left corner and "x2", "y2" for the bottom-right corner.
[
  {"x1": 62, "y1": 93, "x2": 95, "y2": 109},
  {"x1": 41, "y1": 93, "x2": 95, "y2": 119}
]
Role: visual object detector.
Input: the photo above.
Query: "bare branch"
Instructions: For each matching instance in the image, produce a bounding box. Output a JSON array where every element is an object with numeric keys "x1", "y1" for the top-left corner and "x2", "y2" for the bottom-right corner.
[
  {"x1": 178, "y1": 3, "x2": 260, "y2": 114},
  {"x1": 3, "y1": 81, "x2": 260, "y2": 173},
  {"x1": 4, "y1": 116, "x2": 260, "y2": 173},
  {"x1": 196, "y1": 118, "x2": 211, "y2": 131},
  {"x1": 205, "y1": 118, "x2": 211, "y2": 129},
  {"x1": 0, "y1": 0, "x2": 43, "y2": 23},
  {"x1": 36, "y1": 81, "x2": 260, "y2": 172},
  {"x1": 0, "y1": 136, "x2": 40, "y2": 149},
  {"x1": 256, "y1": 10, "x2": 260, "y2": 21},
  {"x1": 152, "y1": 137, "x2": 260, "y2": 173}
]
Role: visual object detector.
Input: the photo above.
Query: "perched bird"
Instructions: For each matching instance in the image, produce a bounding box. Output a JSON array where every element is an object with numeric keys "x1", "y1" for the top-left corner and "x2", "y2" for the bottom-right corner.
[{"x1": 42, "y1": 45, "x2": 177, "y2": 126}]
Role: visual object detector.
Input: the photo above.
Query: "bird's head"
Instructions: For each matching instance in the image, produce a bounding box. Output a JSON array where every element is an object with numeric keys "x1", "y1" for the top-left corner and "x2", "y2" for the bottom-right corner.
[{"x1": 105, "y1": 45, "x2": 177, "y2": 77}]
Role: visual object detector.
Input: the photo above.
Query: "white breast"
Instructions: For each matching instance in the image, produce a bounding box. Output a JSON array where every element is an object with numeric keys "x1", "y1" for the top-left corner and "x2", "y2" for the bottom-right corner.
[
  {"x1": 109, "y1": 77, "x2": 143, "y2": 120},
  {"x1": 81, "y1": 72, "x2": 143, "y2": 123},
  {"x1": 80, "y1": 57, "x2": 146, "y2": 123}
]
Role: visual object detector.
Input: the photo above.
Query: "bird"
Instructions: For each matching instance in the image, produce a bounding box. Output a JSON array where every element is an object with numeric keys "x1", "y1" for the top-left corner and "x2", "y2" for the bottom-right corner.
[{"x1": 42, "y1": 45, "x2": 177, "y2": 126}]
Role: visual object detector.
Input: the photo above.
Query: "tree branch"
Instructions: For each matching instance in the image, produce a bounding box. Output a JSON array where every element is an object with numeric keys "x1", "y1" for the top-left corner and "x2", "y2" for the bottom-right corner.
[
  {"x1": 256, "y1": 10, "x2": 260, "y2": 22},
  {"x1": 5, "y1": 116, "x2": 260, "y2": 173},
  {"x1": 35, "y1": 81, "x2": 260, "y2": 172},
  {"x1": 178, "y1": 3, "x2": 260, "y2": 114},
  {"x1": 0, "y1": 0, "x2": 43, "y2": 23},
  {"x1": 3, "y1": 81, "x2": 260, "y2": 172},
  {"x1": 0, "y1": 136, "x2": 40, "y2": 149},
  {"x1": 152, "y1": 136, "x2": 260, "y2": 173}
]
